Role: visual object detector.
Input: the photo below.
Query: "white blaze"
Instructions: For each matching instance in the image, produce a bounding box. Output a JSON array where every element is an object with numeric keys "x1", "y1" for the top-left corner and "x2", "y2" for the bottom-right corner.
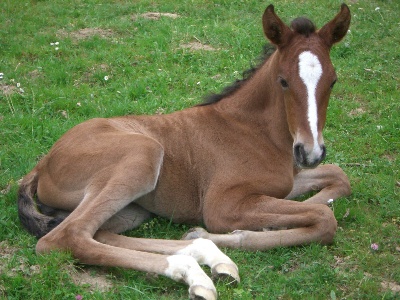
[{"x1": 298, "y1": 51, "x2": 323, "y2": 156}]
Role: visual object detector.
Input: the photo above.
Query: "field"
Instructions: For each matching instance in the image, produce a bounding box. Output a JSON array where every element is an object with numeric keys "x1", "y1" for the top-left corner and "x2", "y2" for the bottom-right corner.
[{"x1": 0, "y1": 0, "x2": 399, "y2": 299}]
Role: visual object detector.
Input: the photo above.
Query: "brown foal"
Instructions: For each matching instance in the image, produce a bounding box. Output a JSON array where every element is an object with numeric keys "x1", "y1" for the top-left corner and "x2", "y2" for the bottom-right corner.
[{"x1": 18, "y1": 4, "x2": 351, "y2": 299}]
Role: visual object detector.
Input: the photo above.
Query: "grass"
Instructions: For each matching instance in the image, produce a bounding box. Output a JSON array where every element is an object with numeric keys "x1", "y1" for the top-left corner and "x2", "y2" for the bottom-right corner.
[{"x1": 0, "y1": 0, "x2": 399, "y2": 299}]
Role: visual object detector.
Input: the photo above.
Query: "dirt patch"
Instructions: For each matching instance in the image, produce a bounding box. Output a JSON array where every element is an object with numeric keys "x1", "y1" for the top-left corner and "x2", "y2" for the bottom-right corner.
[
  {"x1": 28, "y1": 69, "x2": 43, "y2": 80},
  {"x1": 348, "y1": 107, "x2": 366, "y2": 117},
  {"x1": 381, "y1": 153, "x2": 396, "y2": 162},
  {"x1": 381, "y1": 281, "x2": 400, "y2": 294},
  {"x1": 0, "y1": 240, "x2": 113, "y2": 293},
  {"x1": 179, "y1": 42, "x2": 216, "y2": 51},
  {"x1": 74, "y1": 63, "x2": 111, "y2": 87},
  {"x1": 0, "y1": 84, "x2": 17, "y2": 96},
  {"x1": 139, "y1": 12, "x2": 180, "y2": 20},
  {"x1": 0, "y1": 241, "x2": 40, "y2": 277},
  {"x1": 70, "y1": 267, "x2": 114, "y2": 292},
  {"x1": 0, "y1": 241, "x2": 18, "y2": 261},
  {"x1": 58, "y1": 28, "x2": 114, "y2": 41}
]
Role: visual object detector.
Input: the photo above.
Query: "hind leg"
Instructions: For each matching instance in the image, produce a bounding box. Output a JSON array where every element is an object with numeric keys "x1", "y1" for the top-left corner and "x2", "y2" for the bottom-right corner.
[
  {"x1": 97, "y1": 205, "x2": 239, "y2": 283},
  {"x1": 286, "y1": 164, "x2": 351, "y2": 204},
  {"x1": 35, "y1": 135, "x2": 219, "y2": 300},
  {"x1": 94, "y1": 231, "x2": 239, "y2": 284}
]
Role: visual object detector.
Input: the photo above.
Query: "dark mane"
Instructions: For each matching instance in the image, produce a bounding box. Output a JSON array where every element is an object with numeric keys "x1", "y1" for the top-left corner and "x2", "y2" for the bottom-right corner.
[
  {"x1": 198, "y1": 44, "x2": 276, "y2": 106},
  {"x1": 290, "y1": 17, "x2": 316, "y2": 37}
]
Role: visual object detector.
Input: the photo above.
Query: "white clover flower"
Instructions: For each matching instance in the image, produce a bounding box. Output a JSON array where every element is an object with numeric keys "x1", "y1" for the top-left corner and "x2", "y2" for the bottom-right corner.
[
  {"x1": 55, "y1": 47, "x2": 59, "y2": 51},
  {"x1": 55, "y1": 42, "x2": 59, "y2": 45},
  {"x1": 16, "y1": 82, "x2": 21, "y2": 88},
  {"x1": 50, "y1": 42, "x2": 55, "y2": 46},
  {"x1": 0, "y1": 72, "x2": 4, "y2": 79},
  {"x1": 104, "y1": 75, "x2": 109, "y2": 81}
]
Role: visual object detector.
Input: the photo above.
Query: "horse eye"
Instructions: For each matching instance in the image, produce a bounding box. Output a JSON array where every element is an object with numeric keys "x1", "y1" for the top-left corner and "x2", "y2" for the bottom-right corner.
[
  {"x1": 279, "y1": 78, "x2": 289, "y2": 89},
  {"x1": 330, "y1": 79, "x2": 337, "y2": 89}
]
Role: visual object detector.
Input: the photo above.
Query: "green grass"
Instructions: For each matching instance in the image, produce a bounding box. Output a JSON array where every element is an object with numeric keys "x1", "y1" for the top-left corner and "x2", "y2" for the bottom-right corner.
[{"x1": 1, "y1": 0, "x2": 399, "y2": 299}]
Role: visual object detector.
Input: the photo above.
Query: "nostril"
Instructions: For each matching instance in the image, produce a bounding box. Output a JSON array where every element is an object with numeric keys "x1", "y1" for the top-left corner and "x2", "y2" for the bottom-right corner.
[
  {"x1": 320, "y1": 145, "x2": 327, "y2": 161},
  {"x1": 294, "y1": 143, "x2": 306, "y2": 163}
]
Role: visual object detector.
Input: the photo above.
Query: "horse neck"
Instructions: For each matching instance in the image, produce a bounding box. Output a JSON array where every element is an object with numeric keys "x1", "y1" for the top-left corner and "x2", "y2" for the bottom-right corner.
[{"x1": 213, "y1": 51, "x2": 293, "y2": 149}]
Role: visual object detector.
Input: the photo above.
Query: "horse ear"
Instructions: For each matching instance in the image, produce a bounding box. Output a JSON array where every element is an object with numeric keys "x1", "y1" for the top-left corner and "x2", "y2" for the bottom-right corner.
[
  {"x1": 318, "y1": 4, "x2": 351, "y2": 47},
  {"x1": 262, "y1": 5, "x2": 292, "y2": 48}
]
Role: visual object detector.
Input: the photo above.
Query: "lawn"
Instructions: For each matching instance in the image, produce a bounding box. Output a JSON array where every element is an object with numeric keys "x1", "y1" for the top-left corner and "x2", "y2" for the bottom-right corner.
[{"x1": 0, "y1": 0, "x2": 399, "y2": 299}]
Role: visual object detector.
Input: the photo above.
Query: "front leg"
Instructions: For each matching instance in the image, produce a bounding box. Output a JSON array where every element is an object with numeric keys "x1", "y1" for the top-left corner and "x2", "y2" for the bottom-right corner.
[
  {"x1": 184, "y1": 194, "x2": 338, "y2": 251},
  {"x1": 286, "y1": 164, "x2": 351, "y2": 204}
]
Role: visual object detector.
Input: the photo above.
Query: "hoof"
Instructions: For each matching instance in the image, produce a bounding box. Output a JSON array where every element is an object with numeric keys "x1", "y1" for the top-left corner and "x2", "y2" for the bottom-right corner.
[
  {"x1": 189, "y1": 285, "x2": 217, "y2": 300},
  {"x1": 211, "y1": 263, "x2": 240, "y2": 285},
  {"x1": 182, "y1": 227, "x2": 209, "y2": 240}
]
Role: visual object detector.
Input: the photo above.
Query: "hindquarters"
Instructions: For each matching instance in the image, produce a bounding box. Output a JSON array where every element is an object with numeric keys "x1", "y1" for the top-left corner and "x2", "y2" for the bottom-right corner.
[{"x1": 18, "y1": 118, "x2": 165, "y2": 240}]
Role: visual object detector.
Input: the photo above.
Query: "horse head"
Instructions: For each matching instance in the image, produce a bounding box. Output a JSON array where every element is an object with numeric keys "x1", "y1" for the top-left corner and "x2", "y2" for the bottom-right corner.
[{"x1": 262, "y1": 4, "x2": 351, "y2": 168}]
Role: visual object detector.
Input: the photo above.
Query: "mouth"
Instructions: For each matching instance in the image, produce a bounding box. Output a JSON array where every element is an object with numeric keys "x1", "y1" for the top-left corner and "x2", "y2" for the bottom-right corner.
[{"x1": 294, "y1": 143, "x2": 326, "y2": 169}]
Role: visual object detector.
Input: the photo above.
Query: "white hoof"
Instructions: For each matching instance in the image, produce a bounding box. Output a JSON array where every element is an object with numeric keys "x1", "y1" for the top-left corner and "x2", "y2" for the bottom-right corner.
[
  {"x1": 212, "y1": 263, "x2": 240, "y2": 285},
  {"x1": 189, "y1": 285, "x2": 217, "y2": 300}
]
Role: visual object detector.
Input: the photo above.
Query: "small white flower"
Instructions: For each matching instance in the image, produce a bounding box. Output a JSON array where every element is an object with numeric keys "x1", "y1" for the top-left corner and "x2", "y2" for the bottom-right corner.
[
  {"x1": 55, "y1": 47, "x2": 59, "y2": 51},
  {"x1": 377, "y1": 125, "x2": 383, "y2": 130},
  {"x1": 327, "y1": 199, "x2": 334, "y2": 205},
  {"x1": 76, "y1": 102, "x2": 81, "y2": 107},
  {"x1": 19, "y1": 88, "x2": 24, "y2": 93},
  {"x1": 55, "y1": 42, "x2": 59, "y2": 45},
  {"x1": 104, "y1": 76, "x2": 109, "y2": 81},
  {"x1": 16, "y1": 82, "x2": 20, "y2": 88},
  {"x1": 50, "y1": 42, "x2": 55, "y2": 46},
  {"x1": 375, "y1": 7, "x2": 380, "y2": 11},
  {"x1": 0, "y1": 72, "x2": 3, "y2": 79},
  {"x1": 197, "y1": 81, "x2": 201, "y2": 85}
]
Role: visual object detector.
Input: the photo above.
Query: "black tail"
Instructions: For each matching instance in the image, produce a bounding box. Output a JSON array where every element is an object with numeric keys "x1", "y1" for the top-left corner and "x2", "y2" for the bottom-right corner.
[{"x1": 18, "y1": 172, "x2": 64, "y2": 239}]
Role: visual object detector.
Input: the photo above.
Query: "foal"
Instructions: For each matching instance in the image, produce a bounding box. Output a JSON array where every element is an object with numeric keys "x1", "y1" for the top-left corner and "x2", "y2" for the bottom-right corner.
[{"x1": 18, "y1": 4, "x2": 351, "y2": 300}]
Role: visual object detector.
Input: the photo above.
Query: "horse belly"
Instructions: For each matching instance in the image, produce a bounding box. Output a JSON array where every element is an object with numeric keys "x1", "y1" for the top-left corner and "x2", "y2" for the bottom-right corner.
[{"x1": 136, "y1": 183, "x2": 203, "y2": 225}]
